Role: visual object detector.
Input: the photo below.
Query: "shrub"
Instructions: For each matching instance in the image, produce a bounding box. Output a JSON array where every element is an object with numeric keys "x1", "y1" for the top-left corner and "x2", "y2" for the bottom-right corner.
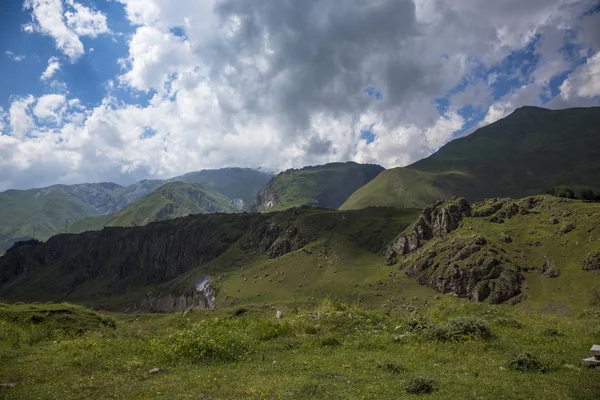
[
  {"x1": 404, "y1": 376, "x2": 437, "y2": 395},
  {"x1": 152, "y1": 318, "x2": 252, "y2": 363},
  {"x1": 320, "y1": 336, "x2": 341, "y2": 347},
  {"x1": 506, "y1": 352, "x2": 550, "y2": 372},
  {"x1": 494, "y1": 317, "x2": 523, "y2": 329},
  {"x1": 439, "y1": 317, "x2": 493, "y2": 341},
  {"x1": 541, "y1": 327, "x2": 561, "y2": 337},
  {"x1": 380, "y1": 362, "x2": 405, "y2": 374},
  {"x1": 580, "y1": 189, "x2": 595, "y2": 202},
  {"x1": 548, "y1": 186, "x2": 575, "y2": 199}
]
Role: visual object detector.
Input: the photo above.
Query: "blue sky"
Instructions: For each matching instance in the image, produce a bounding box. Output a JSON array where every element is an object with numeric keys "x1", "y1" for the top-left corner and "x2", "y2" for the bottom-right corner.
[{"x1": 0, "y1": 0, "x2": 599, "y2": 190}]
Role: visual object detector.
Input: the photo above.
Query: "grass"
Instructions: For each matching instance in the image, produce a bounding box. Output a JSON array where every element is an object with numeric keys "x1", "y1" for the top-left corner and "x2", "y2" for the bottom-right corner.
[
  {"x1": 69, "y1": 182, "x2": 238, "y2": 233},
  {"x1": 0, "y1": 298, "x2": 599, "y2": 399},
  {"x1": 249, "y1": 162, "x2": 384, "y2": 212},
  {"x1": 341, "y1": 106, "x2": 600, "y2": 209}
]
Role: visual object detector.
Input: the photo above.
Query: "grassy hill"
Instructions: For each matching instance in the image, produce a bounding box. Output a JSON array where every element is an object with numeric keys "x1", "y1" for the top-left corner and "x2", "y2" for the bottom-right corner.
[
  {"x1": 0, "y1": 188, "x2": 103, "y2": 250},
  {"x1": 0, "y1": 168, "x2": 272, "y2": 251},
  {"x1": 248, "y1": 162, "x2": 384, "y2": 212},
  {"x1": 68, "y1": 182, "x2": 239, "y2": 233},
  {"x1": 341, "y1": 106, "x2": 600, "y2": 210},
  {"x1": 171, "y1": 168, "x2": 272, "y2": 204},
  {"x1": 1, "y1": 196, "x2": 599, "y2": 398}
]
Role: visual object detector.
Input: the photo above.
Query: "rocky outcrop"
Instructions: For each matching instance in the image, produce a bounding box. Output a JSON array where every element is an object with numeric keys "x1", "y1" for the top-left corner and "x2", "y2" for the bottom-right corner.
[
  {"x1": 384, "y1": 198, "x2": 471, "y2": 265},
  {"x1": 583, "y1": 252, "x2": 600, "y2": 271},
  {"x1": 539, "y1": 257, "x2": 561, "y2": 278},
  {"x1": 140, "y1": 276, "x2": 216, "y2": 312},
  {"x1": 404, "y1": 236, "x2": 524, "y2": 304}
]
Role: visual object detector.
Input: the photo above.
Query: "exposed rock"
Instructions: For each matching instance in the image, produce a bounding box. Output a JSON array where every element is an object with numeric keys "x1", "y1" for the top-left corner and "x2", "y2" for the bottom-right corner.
[
  {"x1": 144, "y1": 276, "x2": 216, "y2": 312},
  {"x1": 549, "y1": 218, "x2": 559, "y2": 225},
  {"x1": 539, "y1": 258, "x2": 561, "y2": 278},
  {"x1": 500, "y1": 234, "x2": 513, "y2": 243},
  {"x1": 276, "y1": 310, "x2": 284, "y2": 319},
  {"x1": 148, "y1": 368, "x2": 160, "y2": 374},
  {"x1": 403, "y1": 237, "x2": 524, "y2": 304},
  {"x1": 583, "y1": 252, "x2": 600, "y2": 271},
  {"x1": 558, "y1": 222, "x2": 576, "y2": 235},
  {"x1": 384, "y1": 198, "x2": 471, "y2": 265}
]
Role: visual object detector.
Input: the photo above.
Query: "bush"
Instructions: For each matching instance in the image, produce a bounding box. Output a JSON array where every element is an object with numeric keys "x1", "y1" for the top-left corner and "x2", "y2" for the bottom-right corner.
[
  {"x1": 404, "y1": 376, "x2": 437, "y2": 394},
  {"x1": 506, "y1": 352, "x2": 550, "y2": 372},
  {"x1": 580, "y1": 189, "x2": 595, "y2": 202},
  {"x1": 408, "y1": 316, "x2": 493, "y2": 342},
  {"x1": 494, "y1": 317, "x2": 523, "y2": 329},
  {"x1": 320, "y1": 336, "x2": 341, "y2": 347},
  {"x1": 152, "y1": 318, "x2": 253, "y2": 363},
  {"x1": 541, "y1": 327, "x2": 561, "y2": 337},
  {"x1": 548, "y1": 186, "x2": 575, "y2": 199}
]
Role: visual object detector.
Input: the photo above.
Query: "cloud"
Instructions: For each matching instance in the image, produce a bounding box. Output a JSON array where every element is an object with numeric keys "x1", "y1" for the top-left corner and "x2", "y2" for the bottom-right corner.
[
  {"x1": 40, "y1": 56, "x2": 61, "y2": 81},
  {"x1": 5, "y1": 51, "x2": 26, "y2": 62},
  {"x1": 23, "y1": 0, "x2": 110, "y2": 61},
  {"x1": 8, "y1": 95, "x2": 36, "y2": 139},
  {"x1": 559, "y1": 52, "x2": 600, "y2": 100},
  {"x1": 1, "y1": 0, "x2": 599, "y2": 191},
  {"x1": 33, "y1": 94, "x2": 67, "y2": 122}
]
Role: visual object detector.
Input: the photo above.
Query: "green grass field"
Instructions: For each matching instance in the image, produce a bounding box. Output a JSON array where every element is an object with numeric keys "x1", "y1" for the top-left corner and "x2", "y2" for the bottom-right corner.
[{"x1": 1, "y1": 298, "x2": 599, "y2": 399}]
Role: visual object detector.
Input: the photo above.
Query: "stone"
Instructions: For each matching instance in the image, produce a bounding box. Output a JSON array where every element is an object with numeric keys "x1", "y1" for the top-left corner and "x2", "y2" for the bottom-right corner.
[
  {"x1": 582, "y1": 357, "x2": 600, "y2": 367},
  {"x1": 148, "y1": 368, "x2": 160, "y2": 374},
  {"x1": 500, "y1": 234, "x2": 512, "y2": 243},
  {"x1": 591, "y1": 345, "x2": 600, "y2": 359},
  {"x1": 276, "y1": 310, "x2": 284, "y2": 319},
  {"x1": 583, "y1": 253, "x2": 600, "y2": 271}
]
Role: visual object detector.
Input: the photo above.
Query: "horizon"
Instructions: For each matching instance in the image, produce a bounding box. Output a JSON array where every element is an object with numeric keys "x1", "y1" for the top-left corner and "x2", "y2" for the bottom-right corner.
[{"x1": 0, "y1": 0, "x2": 599, "y2": 191}]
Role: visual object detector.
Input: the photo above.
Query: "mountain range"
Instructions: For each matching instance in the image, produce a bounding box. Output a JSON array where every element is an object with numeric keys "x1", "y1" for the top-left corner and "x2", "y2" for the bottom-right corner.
[{"x1": 1, "y1": 106, "x2": 599, "y2": 253}]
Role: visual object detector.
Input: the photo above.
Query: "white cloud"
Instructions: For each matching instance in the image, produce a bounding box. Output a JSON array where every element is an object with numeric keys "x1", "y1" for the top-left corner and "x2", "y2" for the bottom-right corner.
[
  {"x1": 8, "y1": 96, "x2": 36, "y2": 139},
  {"x1": 64, "y1": 0, "x2": 109, "y2": 37},
  {"x1": 5, "y1": 51, "x2": 26, "y2": 62},
  {"x1": 559, "y1": 52, "x2": 600, "y2": 100},
  {"x1": 23, "y1": 0, "x2": 110, "y2": 61},
  {"x1": 33, "y1": 94, "x2": 67, "y2": 122},
  {"x1": 40, "y1": 56, "x2": 61, "y2": 81},
  {"x1": 1, "y1": 0, "x2": 599, "y2": 191}
]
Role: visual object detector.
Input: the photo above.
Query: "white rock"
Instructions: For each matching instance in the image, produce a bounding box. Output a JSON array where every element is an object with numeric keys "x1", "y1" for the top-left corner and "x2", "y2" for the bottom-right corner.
[{"x1": 148, "y1": 368, "x2": 160, "y2": 374}]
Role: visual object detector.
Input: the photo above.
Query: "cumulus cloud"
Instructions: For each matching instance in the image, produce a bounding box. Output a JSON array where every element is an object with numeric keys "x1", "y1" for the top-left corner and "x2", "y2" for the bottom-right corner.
[
  {"x1": 23, "y1": 0, "x2": 110, "y2": 61},
  {"x1": 40, "y1": 56, "x2": 61, "y2": 81},
  {"x1": 1, "y1": 0, "x2": 599, "y2": 191}
]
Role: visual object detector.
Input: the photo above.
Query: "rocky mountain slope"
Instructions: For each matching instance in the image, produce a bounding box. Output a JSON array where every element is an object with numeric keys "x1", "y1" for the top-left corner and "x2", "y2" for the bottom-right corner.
[
  {"x1": 0, "y1": 206, "x2": 420, "y2": 311},
  {"x1": 67, "y1": 182, "x2": 240, "y2": 233},
  {"x1": 1, "y1": 194, "x2": 598, "y2": 313},
  {"x1": 0, "y1": 168, "x2": 272, "y2": 251},
  {"x1": 341, "y1": 106, "x2": 600, "y2": 210},
  {"x1": 383, "y1": 195, "x2": 600, "y2": 310},
  {"x1": 248, "y1": 162, "x2": 384, "y2": 212}
]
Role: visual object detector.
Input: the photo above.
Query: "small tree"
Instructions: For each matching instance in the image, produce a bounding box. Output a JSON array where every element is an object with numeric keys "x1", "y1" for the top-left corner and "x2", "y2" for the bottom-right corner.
[
  {"x1": 580, "y1": 188, "x2": 595, "y2": 202},
  {"x1": 550, "y1": 185, "x2": 575, "y2": 199}
]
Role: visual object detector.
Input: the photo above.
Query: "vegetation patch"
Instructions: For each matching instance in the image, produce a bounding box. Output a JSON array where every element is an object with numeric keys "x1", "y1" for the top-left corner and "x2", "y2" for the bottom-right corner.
[
  {"x1": 404, "y1": 376, "x2": 438, "y2": 395},
  {"x1": 506, "y1": 352, "x2": 551, "y2": 373}
]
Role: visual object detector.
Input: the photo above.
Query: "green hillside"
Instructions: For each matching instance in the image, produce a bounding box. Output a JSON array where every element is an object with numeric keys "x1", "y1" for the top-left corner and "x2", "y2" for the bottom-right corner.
[
  {"x1": 0, "y1": 189, "x2": 101, "y2": 250},
  {"x1": 68, "y1": 182, "x2": 238, "y2": 233},
  {"x1": 341, "y1": 106, "x2": 600, "y2": 210},
  {"x1": 248, "y1": 162, "x2": 384, "y2": 212},
  {"x1": 1, "y1": 198, "x2": 599, "y2": 399},
  {"x1": 172, "y1": 168, "x2": 273, "y2": 204}
]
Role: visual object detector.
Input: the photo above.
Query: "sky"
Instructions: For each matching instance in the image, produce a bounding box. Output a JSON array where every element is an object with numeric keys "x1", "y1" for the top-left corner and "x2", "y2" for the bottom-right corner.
[{"x1": 0, "y1": 0, "x2": 599, "y2": 191}]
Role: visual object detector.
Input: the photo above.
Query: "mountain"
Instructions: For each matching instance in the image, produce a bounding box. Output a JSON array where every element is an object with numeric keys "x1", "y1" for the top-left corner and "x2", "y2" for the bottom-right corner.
[
  {"x1": 0, "y1": 168, "x2": 272, "y2": 251},
  {"x1": 248, "y1": 162, "x2": 385, "y2": 212},
  {"x1": 1, "y1": 194, "x2": 598, "y2": 314},
  {"x1": 170, "y1": 168, "x2": 273, "y2": 204},
  {"x1": 68, "y1": 182, "x2": 240, "y2": 233},
  {"x1": 0, "y1": 206, "x2": 420, "y2": 310},
  {"x1": 341, "y1": 106, "x2": 600, "y2": 210}
]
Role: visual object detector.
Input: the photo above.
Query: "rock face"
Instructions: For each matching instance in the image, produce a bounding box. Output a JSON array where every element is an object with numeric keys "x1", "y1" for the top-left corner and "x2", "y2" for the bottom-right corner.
[
  {"x1": 583, "y1": 252, "x2": 600, "y2": 271},
  {"x1": 384, "y1": 197, "x2": 529, "y2": 304},
  {"x1": 403, "y1": 236, "x2": 524, "y2": 304},
  {"x1": 539, "y1": 257, "x2": 561, "y2": 278},
  {"x1": 384, "y1": 198, "x2": 471, "y2": 265},
  {"x1": 143, "y1": 276, "x2": 216, "y2": 312}
]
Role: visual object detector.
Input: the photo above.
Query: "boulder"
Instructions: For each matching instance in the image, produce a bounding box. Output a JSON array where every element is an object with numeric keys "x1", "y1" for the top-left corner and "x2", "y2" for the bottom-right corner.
[{"x1": 583, "y1": 252, "x2": 600, "y2": 272}]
